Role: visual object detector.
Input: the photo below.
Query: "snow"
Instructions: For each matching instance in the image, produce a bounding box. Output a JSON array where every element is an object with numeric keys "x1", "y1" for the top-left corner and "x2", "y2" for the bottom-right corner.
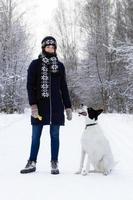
[{"x1": 0, "y1": 110, "x2": 133, "y2": 200}]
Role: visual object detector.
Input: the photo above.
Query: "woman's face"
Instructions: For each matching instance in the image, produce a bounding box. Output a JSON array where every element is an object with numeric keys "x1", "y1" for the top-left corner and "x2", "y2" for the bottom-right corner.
[{"x1": 43, "y1": 45, "x2": 55, "y2": 53}]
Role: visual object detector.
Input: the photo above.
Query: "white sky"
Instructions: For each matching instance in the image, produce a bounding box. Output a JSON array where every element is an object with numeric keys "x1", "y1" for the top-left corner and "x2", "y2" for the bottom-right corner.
[
  {"x1": 18, "y1": 0, "x2": 82, "y2": 58},
  {"x1": 18, "y1": 0, "x2": 58, "y2": 57}
]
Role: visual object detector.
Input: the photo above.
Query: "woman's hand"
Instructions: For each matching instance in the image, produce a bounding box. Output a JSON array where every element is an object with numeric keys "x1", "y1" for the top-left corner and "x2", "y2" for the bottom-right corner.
[
  {"x1": 31, "y1": 104, "x2": 39, "y2": 118},
  {"x1": 66, "y1": 108, "x2": 72, "y2": 120},
  {"x1": 31, "y1": 104, "x2": 42, "y2": 121}
]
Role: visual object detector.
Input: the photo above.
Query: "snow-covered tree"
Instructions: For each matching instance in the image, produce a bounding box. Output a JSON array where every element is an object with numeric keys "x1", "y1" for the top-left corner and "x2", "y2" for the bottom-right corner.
[
  {"x1": 77, "y1": 0, "x2": 112, "y2": 110},
  {"x1": 0, "y1": 0, "x2": 31, "y2": 113},
  {"x1": 50, "y1": 0, "x2": 133, "y2": 112},
  {"x1": 53, "y1": 0, "x2": 82, "y2": 108},
  {"x1": 110, "y1": 0, "x2": 133, "y2": 113}
]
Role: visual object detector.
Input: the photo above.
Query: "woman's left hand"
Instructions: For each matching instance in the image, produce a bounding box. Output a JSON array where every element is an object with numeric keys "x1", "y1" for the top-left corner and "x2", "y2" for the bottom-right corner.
[{"x1": 66, "y1": 108, "x2": 72, "y2": 120}]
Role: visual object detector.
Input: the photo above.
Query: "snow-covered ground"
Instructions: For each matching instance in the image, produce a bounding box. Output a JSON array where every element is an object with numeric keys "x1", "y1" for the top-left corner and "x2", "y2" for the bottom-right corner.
[{"x1": 0, "y1": 110, "x2": 133, "y2": 200}]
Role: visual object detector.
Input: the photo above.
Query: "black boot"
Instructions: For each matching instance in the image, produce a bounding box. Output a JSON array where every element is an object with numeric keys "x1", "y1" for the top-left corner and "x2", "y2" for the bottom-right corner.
[
  {"x1": 51, "y1": 161, "x2": 59, "y2": 175},
  {"x1": 20, "y1": 160, "x2": 36, "y2": 174}
]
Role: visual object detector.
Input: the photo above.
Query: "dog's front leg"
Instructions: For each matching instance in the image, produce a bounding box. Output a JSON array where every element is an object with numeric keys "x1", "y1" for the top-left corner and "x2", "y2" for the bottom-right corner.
[
  {"x1": 82, "y1": 156, "x2": 90, "y2": 176},
  {"x1": 75, "y1": 150, "x2": 85, "y2": 174}
]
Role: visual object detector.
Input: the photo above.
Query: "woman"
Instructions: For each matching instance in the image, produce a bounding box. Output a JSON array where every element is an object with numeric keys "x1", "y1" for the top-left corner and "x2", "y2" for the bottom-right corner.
[{"x1": 20, "y1": 36, "x2": 72, "y2": 175}]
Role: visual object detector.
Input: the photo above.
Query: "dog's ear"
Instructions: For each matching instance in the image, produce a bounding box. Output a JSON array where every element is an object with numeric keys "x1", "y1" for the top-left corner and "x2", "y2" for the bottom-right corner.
[
  {"x1": 94, "y1": 109, "x2": 103, "y2": 120},
  {"x1": 97, "y1": 109, "x2": 103, "y2": 116}
]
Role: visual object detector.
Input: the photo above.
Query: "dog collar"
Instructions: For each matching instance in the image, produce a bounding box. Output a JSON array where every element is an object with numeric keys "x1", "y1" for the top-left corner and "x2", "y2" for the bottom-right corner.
[{"x1": 85, "y1": 123, "x2": 97, "y2": 129}]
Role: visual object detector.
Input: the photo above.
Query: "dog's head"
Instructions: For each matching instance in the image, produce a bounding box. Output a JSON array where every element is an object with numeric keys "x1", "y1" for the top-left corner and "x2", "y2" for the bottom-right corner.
[
  {"x1": 87, "y1": 107, "x2": 103, "y2": 121},
  {"x1": 78, "y1": 106, "x2": 103, "y2": 122}
]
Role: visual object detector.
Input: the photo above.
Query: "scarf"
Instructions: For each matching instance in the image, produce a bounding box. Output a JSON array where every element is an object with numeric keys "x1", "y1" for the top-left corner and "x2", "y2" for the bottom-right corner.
[{"x1": 39, "y1": 52, "x2": 59, "y2": 98}]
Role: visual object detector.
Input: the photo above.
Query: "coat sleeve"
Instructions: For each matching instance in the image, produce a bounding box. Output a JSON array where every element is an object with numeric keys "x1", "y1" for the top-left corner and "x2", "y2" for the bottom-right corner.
[
  {"x1": 27, "y1": 60, "x2": 37, "y2": 105},
  {"x1": 60, "y1": 63, "x2": 72, "y2": 109}
]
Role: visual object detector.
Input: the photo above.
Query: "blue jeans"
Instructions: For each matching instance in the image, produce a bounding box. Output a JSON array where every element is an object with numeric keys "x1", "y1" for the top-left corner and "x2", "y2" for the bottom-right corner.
[{"x1": 29, "y1": 125, "x2": 60, "y2": 162}]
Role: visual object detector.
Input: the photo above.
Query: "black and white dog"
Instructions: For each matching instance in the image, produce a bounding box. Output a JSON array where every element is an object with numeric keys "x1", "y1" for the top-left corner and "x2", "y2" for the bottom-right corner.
[{"x1": 76, "y1": 107, "x2": 115, "y2": 176}]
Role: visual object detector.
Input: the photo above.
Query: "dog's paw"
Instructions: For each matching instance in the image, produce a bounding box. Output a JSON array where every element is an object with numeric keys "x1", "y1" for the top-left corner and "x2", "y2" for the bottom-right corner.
[
  {"x1": 103, "y1": 170, "x2": 111, "y2": 176},
  {"x1": 82, "y1": 170, "x2": 88, "y2": 176}
]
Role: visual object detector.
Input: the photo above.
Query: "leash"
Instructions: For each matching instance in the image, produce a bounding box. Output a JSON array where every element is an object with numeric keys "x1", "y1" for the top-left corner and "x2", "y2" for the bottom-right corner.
[{"x1": 85, "y1": 123, "x2": 97, "y2": 129}]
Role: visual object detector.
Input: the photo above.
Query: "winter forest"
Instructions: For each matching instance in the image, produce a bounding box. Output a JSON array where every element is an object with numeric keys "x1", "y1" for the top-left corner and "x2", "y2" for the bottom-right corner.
[{"x1": 0, "y1": 0, "x2": 133, "y2": 114}]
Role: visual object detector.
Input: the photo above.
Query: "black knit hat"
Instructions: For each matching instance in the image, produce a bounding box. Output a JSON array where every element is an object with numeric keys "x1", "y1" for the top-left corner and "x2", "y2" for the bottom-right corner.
[{"x1": 41, "y1": 36, "x2": 57, "y2": 49}]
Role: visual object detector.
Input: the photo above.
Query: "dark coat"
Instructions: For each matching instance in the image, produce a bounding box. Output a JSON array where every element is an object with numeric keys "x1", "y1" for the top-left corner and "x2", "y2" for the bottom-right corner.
[{"x1": 27, "y1": 58, "x2": 71, "y2": 125}]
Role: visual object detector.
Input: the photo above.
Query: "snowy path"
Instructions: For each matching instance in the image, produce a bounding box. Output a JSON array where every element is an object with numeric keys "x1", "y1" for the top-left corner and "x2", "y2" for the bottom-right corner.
[{"x1": 0, "y1": 111, "x2": 133, "y2": 200}]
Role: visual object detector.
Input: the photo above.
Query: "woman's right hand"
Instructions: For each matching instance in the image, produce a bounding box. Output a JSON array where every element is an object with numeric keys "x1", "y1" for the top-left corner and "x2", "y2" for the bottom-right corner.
[{"x1": 31, "y1": 104, "x2": 39, "y2": 118}]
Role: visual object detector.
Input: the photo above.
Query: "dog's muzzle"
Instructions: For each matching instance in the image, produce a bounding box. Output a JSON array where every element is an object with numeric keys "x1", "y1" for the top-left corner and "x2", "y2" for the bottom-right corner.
[{"x1": 78, "y1": 111, "x2": 87, "y2": 116}]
